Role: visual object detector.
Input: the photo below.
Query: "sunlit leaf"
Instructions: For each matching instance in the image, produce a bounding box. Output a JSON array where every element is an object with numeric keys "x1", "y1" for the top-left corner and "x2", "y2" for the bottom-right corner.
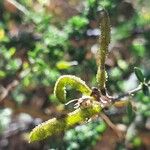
[
  {"x1": 0, "y1": 70, "x2": 6, "y2": 79},
  {"x1": 56, "y1": 61, "x2": 78, "y2": 70},
  {"x1": 0, "y1": 28, "x2": 5, "y2": 41},
  {"x1": 9, "y1": 47, "x2": 16, "y2": 57},
  {"x1": 132, "y1": 137, "x2": 142, "y2": 147},
  {"x1": 69, "y1": 16, "x2": 88, "y2": 29}
]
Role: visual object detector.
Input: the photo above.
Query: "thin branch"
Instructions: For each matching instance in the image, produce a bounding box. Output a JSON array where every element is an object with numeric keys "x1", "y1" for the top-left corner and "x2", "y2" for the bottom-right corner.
[
  {"x1": 0, "y1": 66, "x2": 24, "y2": 103},
  {"x1": 100, "y1": 113, "x2": 123, "y2": 138},
  {"x1": 6, "y1": 0, "x2": 29, "y2": 15},
  {"x1": 112, "y1": 82, "x2": 150, "y2": 102},
  {"x1": 65, "y1": 99, "x2": 78, "y2": 106},
  {"x1": 0, "y1": 80, "x2": 19, "y2": 102}
]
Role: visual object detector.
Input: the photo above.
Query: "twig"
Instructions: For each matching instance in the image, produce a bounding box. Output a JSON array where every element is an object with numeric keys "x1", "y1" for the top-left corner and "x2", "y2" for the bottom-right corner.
[
  {"x1": 100, "y1": 113, "x2": 123, "y2": 138},
  {"x1": 112, "y1": 82, "x2": 150, "y2": 102},
  {"x1": 0, "y1": 80, "x2": 19, "y2": 102},
  {"x1": 6, "y1": 0, "x2": 29, "y2": 15},
  {"x1": 65, "y1": 99, "x2": 78, "y2": 106},
  {"x1": 0, "y1": 66, "x2": 24, "y2": 103}
]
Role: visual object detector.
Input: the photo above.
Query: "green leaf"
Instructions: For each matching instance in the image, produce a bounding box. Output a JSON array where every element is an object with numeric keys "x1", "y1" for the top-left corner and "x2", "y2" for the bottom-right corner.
[
  {"x1": 56, "y1": 61, "x2": 78, "y2": 70},
  {"x1": 142, "y1": 83, "x2": 149, "y2": 96},
  {"x1": 69, "y1": 16, "x2": 88, "y2": 30},
  {"x1": 9, "y1": 47, "x2": 16, "y2": 57},
  {"x1": 132, "y1": 137, "x2": 142, "y2": 147},
  {"x1": 54, "y1": 75, "x2": 92, "y2": 103},
  {"x1": 95, "y1": 121, "x2": 107, "y2": 133},
  {"x1": 132, "y1": 42, "x2": 145, "y2": 57},
  {"x1": 0, "y1": 28, "x2": 5, "y2": 41},
  {"x1": 0, "y1": 70, "x2": 6, "y2": 79},
  {"x1": 127, "y1": 101, "x2": 134, "y2": 123},
  {"x1": 134, "y1": 67, "x2": 144, "y2": 82}
]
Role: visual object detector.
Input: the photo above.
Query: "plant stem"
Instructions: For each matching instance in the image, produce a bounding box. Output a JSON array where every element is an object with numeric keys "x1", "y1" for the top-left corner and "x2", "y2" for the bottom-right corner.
[
  {"x1": 112, "y1": 83, "x2": 150, "y2": 102},
  {"x1": 6, "y1": 0, "x2": 29, "y2": 15}
]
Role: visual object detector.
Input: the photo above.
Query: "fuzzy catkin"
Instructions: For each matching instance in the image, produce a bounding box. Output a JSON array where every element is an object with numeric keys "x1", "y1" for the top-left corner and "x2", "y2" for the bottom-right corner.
[
  {"x1": 96, "y1": 10, "x2": 110, "y2": 91},
  {"x1": 54, "y1": 75, "x2": 92, "y2": 103},
  {"x1": 29, "y1": 102, "x2": 102, "y2": 142}
]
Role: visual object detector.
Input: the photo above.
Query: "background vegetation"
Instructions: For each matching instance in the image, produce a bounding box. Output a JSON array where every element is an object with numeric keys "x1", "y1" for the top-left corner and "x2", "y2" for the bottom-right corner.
[{"x1": 0, "y1": 0, "x2": 150, "y2": 149}]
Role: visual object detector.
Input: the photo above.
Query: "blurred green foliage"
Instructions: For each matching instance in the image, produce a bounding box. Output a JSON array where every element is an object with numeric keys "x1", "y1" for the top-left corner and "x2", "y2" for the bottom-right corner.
[
  {"x1": 0, "y1": 0, "x2": 150, "y2": 149},
  {"x1": 64, "y1": 119, "x2": 106, "y2": 150}
]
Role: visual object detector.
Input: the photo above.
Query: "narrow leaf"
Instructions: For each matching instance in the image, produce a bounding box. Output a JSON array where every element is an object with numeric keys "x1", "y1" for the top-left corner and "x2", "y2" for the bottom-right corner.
[
  {"x1": 127, "y1": 101, "x2": 134, "y2": 123},
  {"x1": 56, "y1": 61, "x2": 78, "y2": 70},
  {"x1": 142, "y1": 83, "x2": 149, "y2": 96},
  {"x1": 134, "y1": 67, "x2": 144, "y2": 82}
]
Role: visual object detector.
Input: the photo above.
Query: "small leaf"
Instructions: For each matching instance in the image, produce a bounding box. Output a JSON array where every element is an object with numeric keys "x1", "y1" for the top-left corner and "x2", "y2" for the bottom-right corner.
[
  {"x1": 127, "y1": 101, "x2": 134, "y2": 123},
  {"x1": 142, "y1": 83, "x2": 149, "y2": 96},
  {"x1": 69, "y1": 16, "x2": 88, "y2": 29},
  {"x1": 9, "y1": 47, "x2": 16, "y2": 56},
  {"x1": 133, "y1": 137, "x2": 142, "y2": 147},
  {"x1": 0, "y1": 70, "x2": 6, "y2": 79},
  {"x1": 134, "y1": 67, "x2": 144, "y2": 82},
  {"x1": 0, "y1": 28, "x2": 5, "y2": 41},
  {"x1": 56, "y1": 61, "x2": 78, "y2": 70}
]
